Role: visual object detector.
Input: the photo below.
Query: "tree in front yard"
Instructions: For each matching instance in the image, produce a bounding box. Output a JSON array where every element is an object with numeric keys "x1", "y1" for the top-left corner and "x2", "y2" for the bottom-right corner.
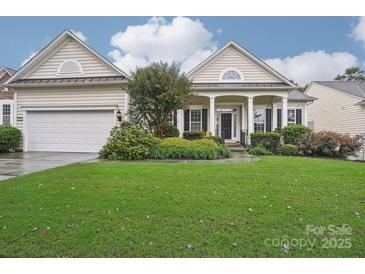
[
  {"x1": 335, "y1": 66, "x2": 365, "y2": 81},
  {"x1": 129, "y1": 62, "x2": 191, "y2": 138}
]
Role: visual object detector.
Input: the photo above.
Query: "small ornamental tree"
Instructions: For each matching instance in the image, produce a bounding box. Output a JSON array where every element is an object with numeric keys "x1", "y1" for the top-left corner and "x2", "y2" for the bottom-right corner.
[{"x1": 129, "y1": 62, "x2": 191, "y2": 138}]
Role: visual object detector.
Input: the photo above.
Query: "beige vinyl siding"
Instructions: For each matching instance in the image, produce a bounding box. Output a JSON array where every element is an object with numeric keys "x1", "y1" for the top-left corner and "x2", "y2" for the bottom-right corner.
[
  {"x1": 192, "y1": 46, "x2": 280, "y2": 83},
  {"x1": 26, "y1": 39, "x2": 119, "y2": 79},
  {"x1": 16, "y1": 85, "x2": 127, "y2": 132},
  {"x1": 306, "y1": 83, "x2": 365, "y2": 136}
]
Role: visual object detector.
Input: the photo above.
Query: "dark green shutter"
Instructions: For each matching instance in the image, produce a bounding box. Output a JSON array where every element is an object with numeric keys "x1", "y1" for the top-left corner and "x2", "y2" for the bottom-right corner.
[
  {"x1": 296, "y1": 109, "x2": 302, "y2": 125},
  {"x1": 265, "y1": 109, "x2": 272, "y2": 132},
  {"x1": 173, "y1": 110, "x2": 177, "y2": 126},
  {"x1": 277, "y1": 109, "x2": 282, "y2": 130},
  {"x1": 184, "y1": 109, "x2": 190, "y2": 131},
  {"x1": 202, "y1": 109, "x2": 208, "y2": 131}
]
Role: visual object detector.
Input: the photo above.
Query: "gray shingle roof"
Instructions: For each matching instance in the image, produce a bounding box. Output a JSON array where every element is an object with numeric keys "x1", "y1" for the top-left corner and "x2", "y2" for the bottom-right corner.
[
  {"x1": 314, "y1": 81, "x2": 365, "y2": 99},
  {"x1": 288, "y1": 89, "x2": 316, "y2": 101}
]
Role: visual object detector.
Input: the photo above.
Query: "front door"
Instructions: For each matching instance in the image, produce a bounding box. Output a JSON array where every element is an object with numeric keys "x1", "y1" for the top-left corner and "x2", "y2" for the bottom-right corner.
[{"x1": 221, "y1": 113, "x2": 232, "y2": 140}]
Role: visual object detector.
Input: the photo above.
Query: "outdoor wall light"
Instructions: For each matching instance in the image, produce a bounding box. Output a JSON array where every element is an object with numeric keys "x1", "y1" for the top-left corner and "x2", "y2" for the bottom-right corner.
[{"x1": 116, "y1": 109, "x2": 122, "y2": 122}]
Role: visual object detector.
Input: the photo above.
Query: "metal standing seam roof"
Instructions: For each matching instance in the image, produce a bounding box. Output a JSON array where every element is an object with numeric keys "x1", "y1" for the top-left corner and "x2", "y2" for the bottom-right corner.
[
  {"x1": 313, "y1": 81, "x2": 365, "y2": 99},
  {"x1": 8, "y1": 76, "x2": 127, "y2": 85},
  {"x1": 191, "y1": 82, "x2": 291, "y2": 88}
]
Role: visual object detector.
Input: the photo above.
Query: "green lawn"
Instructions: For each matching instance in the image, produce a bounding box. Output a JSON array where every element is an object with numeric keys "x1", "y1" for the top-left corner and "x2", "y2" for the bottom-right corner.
[{"x1": 0, "y1": 157, "x2": 364, "y2": 258}]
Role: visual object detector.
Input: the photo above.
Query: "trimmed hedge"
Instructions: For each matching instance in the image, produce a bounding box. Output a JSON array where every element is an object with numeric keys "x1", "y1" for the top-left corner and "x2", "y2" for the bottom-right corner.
[
  {"x1": 150, "y1": 137, "x2": 232, "y2": 160},
  {"x1": 99, "y1": 125, "x2": 158, "y2": 160},
  {"x1": 0, "y1": 125, "x2": 21, "y2": 153},
  {"x1": 282, "y1": 125, "x2": 311, "y2": 145},
  {"x1": 183, "y1": 130, "x2": 205, "y2": 140},
  {"x1": 163, "y1": 124, "x2": 179, "y2": 138},
  {"x1": 278, "y1": 144, "x2": 299, "y2": 156},
  {"x1": 250, "y1": 132, "x2": 281, "y2": 152}
]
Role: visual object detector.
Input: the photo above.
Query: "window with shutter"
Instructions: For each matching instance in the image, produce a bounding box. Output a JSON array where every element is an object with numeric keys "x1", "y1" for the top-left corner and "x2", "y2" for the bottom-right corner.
[
  {"x1": 277, "y1": 109, "x2": 282, "y2": 130},
  {"x1": 296, "y1": 109, "x2": 302, "y2": 125}
]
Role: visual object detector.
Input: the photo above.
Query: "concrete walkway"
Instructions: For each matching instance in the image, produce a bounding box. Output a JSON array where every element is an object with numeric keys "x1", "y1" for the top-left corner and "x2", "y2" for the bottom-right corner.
[{"x1": 0, "y1": 152, "x2": 98, "y2": 181}]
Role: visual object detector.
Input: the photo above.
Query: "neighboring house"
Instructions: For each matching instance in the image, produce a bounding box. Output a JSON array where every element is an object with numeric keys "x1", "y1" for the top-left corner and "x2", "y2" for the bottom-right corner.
[
  {"x1": 5, "y1": 30, "x2": 129, "y2": 152},
  {"x1": 6, "y1": 30, "x2": 314, "y2": 153},
  {"x1": 305, "y1": 81, "x2": 365, "y2": 137},
  {"x1": 177, "y1": 41, "x2": 314, "y2": 144},
  {"x1": 0, "y1": 67, "x2": 16, "y2": 125}
]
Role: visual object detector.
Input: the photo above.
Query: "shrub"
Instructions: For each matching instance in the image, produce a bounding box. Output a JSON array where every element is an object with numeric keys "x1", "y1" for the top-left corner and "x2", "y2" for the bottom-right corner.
[
  {"x1": 281, "y1": 124, "x2": 311, "y2": 145},
  {"x1": 339, "y1": 134, "x2": 362, "y2": 159},
  {"x1": 250, "y1": 132, "x2": 281, "y2": 152},
  {"x1": 278, "y1": 144, "x2": 299, "y2": 156},
  {"x1": 217, "y1": 144, "x2": 233, "y2": 158},
  {"x1": 183, "y1": 130, "x2": 205, "y2": 140},
  {"x1": 315, "y1": 131, "x2": 342, "y2": 158},
  {"x1": 296, "y1": 131, "x2": 317, "y2": 156},
  {"x1": 99, "y1": 125, "x2": 158, "y2": 160},
  {"x1": 163, "y1": 124, "x2": 180, "y2": 138},
  {"x1": 295, "y1": 130, "x2": 361, "y2": 159},
  {"x1": 150, "y1": 137, "x2": 231, "y2": 160},
  {"x1": 207, "y1": 135, "x2": 223, "y2": 144},
  {"x1": 248, "y1": 145, "x2": 272, "y2": 156},
  {"x1": 0, "y1": 125, "x2": 21, "y2": 153}
]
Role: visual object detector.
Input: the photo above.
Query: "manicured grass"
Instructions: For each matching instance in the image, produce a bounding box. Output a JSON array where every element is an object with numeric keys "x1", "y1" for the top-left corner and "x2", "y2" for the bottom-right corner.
[{"x1": 0, "y1": 157, "x2": 364, "y2": 257}]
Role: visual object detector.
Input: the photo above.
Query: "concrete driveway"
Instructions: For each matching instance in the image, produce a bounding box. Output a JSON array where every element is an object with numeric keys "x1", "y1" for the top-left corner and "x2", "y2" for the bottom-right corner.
[{"x1": 0, "y1": 152, "x2": 98, "y2": 181}]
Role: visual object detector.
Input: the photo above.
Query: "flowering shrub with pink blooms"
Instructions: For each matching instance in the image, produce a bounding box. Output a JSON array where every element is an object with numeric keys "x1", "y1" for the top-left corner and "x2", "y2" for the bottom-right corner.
[{"x1": 296, "y1": 130, "x2": 361, "y2": 159}]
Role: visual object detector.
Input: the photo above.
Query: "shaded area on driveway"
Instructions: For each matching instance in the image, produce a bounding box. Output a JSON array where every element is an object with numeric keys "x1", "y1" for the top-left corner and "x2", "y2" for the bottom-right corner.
[{"x1": 0, "y1": 152, "x2": 98, "y2": 180}]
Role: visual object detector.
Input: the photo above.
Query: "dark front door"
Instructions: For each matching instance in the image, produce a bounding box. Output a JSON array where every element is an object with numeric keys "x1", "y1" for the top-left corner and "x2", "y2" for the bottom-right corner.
[{"x1": 221, "y1": 113, "x2": 232, "y2": 140}]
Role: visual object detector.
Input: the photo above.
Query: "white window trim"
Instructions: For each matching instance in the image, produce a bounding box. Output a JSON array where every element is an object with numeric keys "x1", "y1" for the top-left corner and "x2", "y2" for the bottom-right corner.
[
  {"x1": 287, "y1": 108, "x2": 296, "y2": 125},
  {"x1": 57, "y1": 59, "x2": 84, "y2": 76},
  {"x1": 188, "y1": 105, "x2": 203, "y2": 131},
  {"x1": 253, "y1": 107, "x2": 266, "y2": 132},
  {"x1": 0, "y1": 100, "x2": 15, "y2": 126},
  {"x1": 278, "y1": 107, "x2": 303, "y2": 125},
  {"x1": 219, "y1": 68, "x2": 244, "y2": 82}
]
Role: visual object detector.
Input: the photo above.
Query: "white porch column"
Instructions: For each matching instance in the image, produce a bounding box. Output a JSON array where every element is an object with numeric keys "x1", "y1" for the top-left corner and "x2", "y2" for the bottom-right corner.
[
  {"x1": 247, "y1": 96, "x2": 254, "y2": 144},
  {"x1": 282, "y1": 96, "x2": 288, "y2": 128},
  {"x1": 272, "y1": 102, "x2": 278, "y2": 131},
  {"x1": 209, "y1": 96, "x2": 216, "y2": 136},
  {"x1": 176, "y1": 109, "x2": 184, "y2": 137},
  {"x1": 241, "y1": 103, "x2": 245, "y2": 131},
  {"x1": 304, "y1": 103, "x2": 308, "y2": 127}
]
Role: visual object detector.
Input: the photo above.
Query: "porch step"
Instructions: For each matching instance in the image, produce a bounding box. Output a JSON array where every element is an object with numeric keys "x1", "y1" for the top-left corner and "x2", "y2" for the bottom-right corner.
[{"x1": 225, "y1": 142, "x2": 246, "y2": 152}]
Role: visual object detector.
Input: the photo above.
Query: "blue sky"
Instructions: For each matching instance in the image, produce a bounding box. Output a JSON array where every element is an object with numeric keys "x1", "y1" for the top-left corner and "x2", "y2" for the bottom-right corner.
[{"x1": 1, "y1": 16, "x2": 365, "y2": 85}]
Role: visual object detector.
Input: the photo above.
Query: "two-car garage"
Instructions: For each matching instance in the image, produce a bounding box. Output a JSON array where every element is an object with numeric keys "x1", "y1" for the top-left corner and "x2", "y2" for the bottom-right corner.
[{"x1": 25, "y1": 110, "x2": 116, "y2": 153}]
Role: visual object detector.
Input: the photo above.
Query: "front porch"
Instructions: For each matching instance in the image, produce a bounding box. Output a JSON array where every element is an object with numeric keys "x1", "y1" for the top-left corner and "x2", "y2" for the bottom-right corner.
[{"x1": 176, "y1": 91, "x2": 307, "y2": 145}]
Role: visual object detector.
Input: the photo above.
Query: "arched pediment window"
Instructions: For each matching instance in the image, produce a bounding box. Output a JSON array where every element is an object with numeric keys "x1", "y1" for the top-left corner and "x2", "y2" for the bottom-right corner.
[
  {"x1": 220, "y1": 68, "x2": 243, "y2": 82},
  {"x1": 57, "y1": 60, "x2": 83, "y2": 76}
]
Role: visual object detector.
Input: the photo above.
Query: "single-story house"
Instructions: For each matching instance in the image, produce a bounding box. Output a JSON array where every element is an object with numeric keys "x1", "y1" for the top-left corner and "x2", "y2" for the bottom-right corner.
[
  {"x1": 0, "y1": 66, "x2": 16, "y2": 125},
  {"x1": 177, "y1": 41, "x2": 315, "y2": 145},
  {"x1": 305, "y1": 81, "x2": 365, "y2": 138},
  {"x1": 6, "y1": 29, "x2": 314, "y2": 153}
]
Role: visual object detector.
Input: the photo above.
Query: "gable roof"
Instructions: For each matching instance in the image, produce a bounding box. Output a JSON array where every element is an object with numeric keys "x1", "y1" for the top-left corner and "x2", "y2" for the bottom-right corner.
[
  {"x1": 311, "y1": 81, "x2": 365, "y2": 99},
  {"x1": 6, "y1": 29, "x2": 130, "y2": 86},
  {"x1": 187, "y1": 41, "x2": 296, "y2": 87},
  {"x1": 0, "y1": 67, "x2": 16, "y2": 77}
]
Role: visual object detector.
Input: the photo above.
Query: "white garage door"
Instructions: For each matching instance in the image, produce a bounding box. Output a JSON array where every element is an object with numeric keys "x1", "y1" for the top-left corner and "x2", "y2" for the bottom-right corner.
[{"x1": 27, "y1": 110, "x2": 115, "y2": 152}]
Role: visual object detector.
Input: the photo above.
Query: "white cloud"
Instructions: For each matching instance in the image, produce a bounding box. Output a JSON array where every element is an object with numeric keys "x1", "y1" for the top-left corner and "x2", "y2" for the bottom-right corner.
[
  {"x1": 108, "y1": 16, "x2": 217, "y2": 74},
  {"x1": 351, "y1": 17, "x2": 365, "y2": 48},
  {"x1": 70, "y1": 29, "x2": 87, "y2": 42},
  {"x1": 265, "y1": 50, "x2": 359, "y2": 85},
  {"x1": 216, "y1": 28, "x2": 223, "y2": 35},
  {"x1": 21, "y1": 52, "x2": 37, "y2": 67}
]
